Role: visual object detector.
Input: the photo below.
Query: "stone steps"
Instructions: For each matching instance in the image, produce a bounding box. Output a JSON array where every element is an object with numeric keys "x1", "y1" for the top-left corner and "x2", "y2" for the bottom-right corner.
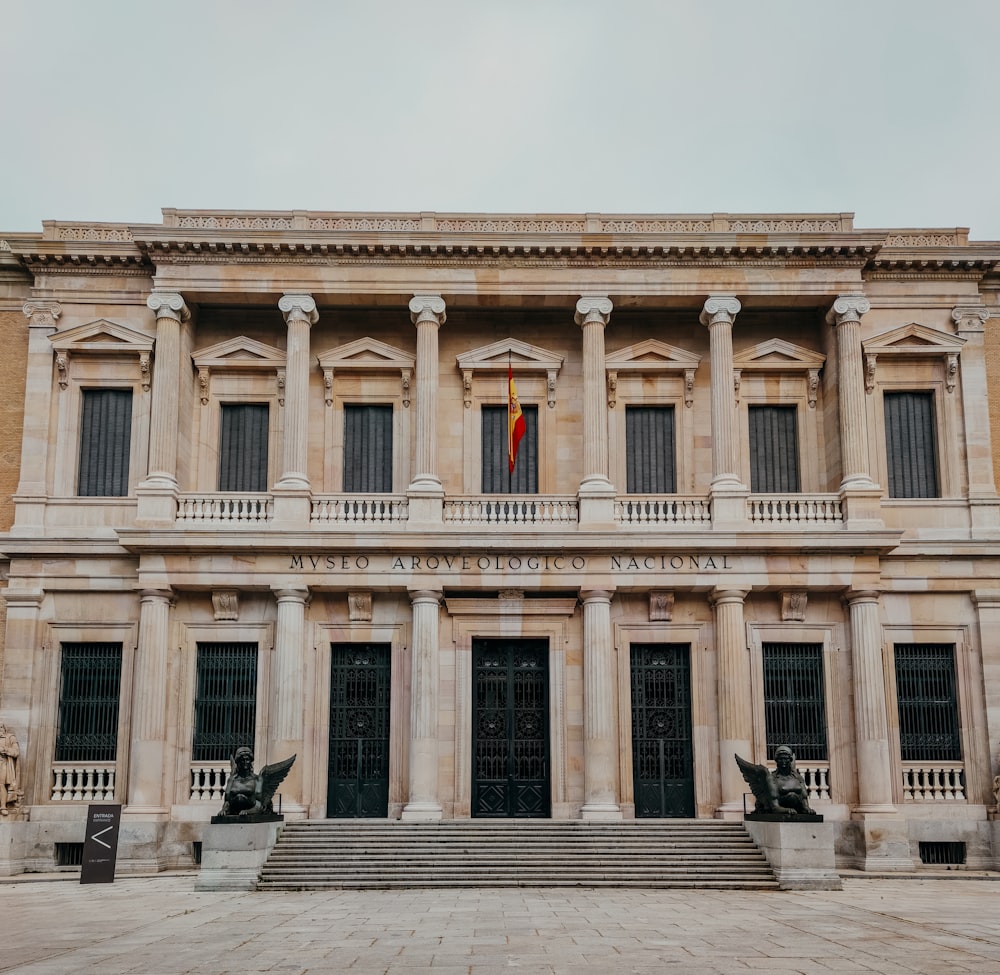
[{"x1": 257, "y1": 820, "x2": 779, "y2": 890}]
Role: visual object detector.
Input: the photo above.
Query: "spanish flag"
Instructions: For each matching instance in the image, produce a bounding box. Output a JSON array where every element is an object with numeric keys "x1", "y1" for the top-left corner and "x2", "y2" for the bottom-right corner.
[{"x1": 508, "y1": 362, "x2": 526, "y2": 473}]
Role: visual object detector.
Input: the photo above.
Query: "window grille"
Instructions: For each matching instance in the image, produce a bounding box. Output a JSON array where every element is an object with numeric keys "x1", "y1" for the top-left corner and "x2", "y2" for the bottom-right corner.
[
  {"x1": 894, "y1": 643, "x2": 960, "y2": 762},
  {"x1": 626, "y1": 406, "x2": 676, "y2": 493},
  {"x1": 762, "y1": 643, "x2": 827, "y2": 761},
  {"x1": 749, "y1": 405, "x2": 800, "y2": 493},
  {"x1": 77, "y1": 389, "x2": 132, "y2": 496},
  {"x1": 55, "y1": 643, "x2": 123, "y2": 762},
  {"x1": 884, "y1": 391, "x2": 939, "y2": 498},
  {"x1": 55, "y1": 843, "x2": 85, "y2": 867},
  {"x1": 343, "y1": 404, "x2": 393, "y2": 493},
  {"x1": 481, "y1": 404, "x2": 538, "y2": 493},
  {"x1": 918, "y1": 841, "x2": 965, "y2": 865},
  {"x1": 218, "y1": 403, "x2": 269, "y2": 492},
  {"x1": 192, "y1": 643, "x2": 258, "y2": 762}
]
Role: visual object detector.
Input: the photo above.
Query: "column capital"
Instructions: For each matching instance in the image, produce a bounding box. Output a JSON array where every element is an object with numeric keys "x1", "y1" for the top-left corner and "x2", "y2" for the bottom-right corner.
[
  {"x1": 709, "y1": 587, "x2": 749, "y2": 606},
  {"x1": 278, "y1": 293, "x2": 319, "y2": 326},
  {"x1": 138, "y1": 587, "x2": 175, "y2": 606},
  {"x1": 22, "y1": 299, "x2": 62, "y2": 328},
  {"x1": 952, "y1": 305, "x2": 990, "y2": 331},
  {"x1": 699, "y1": 295, "x2": 741, "y2": 327},
  {"x1": 408, "y1": 588, "x2": 443, "y2": 605},
  {"x1": 146, "y1": 291, "x2": 190, "y2": 323},
  {"x1": 825, "y1": 294, "x2": 870, "y2": 326},
  {"x1": 844, "y1": 588, "x2": 881, "y2": 606},
  {"x1": 272, "y1": 585, "x2": 311, "y2": 604},
  {"x1": 579, "y1": 588, "x2": 615, "y2": 604},
  {"x1": 574, "y1": 295, "x2": 613, "y2": 327},
  {"x1": 409, "y1": 294, "x2": 446, "y2": 326}
]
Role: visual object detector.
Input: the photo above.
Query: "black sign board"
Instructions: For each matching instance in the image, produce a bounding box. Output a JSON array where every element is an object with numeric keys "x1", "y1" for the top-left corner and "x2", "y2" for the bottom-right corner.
[{"x1": 80, "y1": 803, "x2": 122, "y2": 884}]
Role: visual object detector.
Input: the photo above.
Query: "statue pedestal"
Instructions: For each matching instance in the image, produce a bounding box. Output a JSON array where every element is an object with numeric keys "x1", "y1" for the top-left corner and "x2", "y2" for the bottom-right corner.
[
  {"x1": 0, "y1": 820, "x2": 28, "y2": 877},
  {"x1": 744, "y1": 818, "x2": 842, "y2": 890},
  {"x1": 195, "y1": 819, "x2": 283, "y2": 891}
]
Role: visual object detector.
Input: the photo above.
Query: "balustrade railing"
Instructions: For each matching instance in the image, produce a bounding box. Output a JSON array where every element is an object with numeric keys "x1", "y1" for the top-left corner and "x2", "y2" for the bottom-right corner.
[
  {"x1": 615, "y1": 496, "x2": 712, "y2": 526},
  {"x1": 311, "y1": 495, "x2": 409, "y2": 524},
  {"x1": 176, "y1": 494, "x2": 273, "y2": 524},
  {"x1": 797, "y1": 764, "x2": 831, "y2": 802},
  {"x1": 190, "y1": 763, "x2": 229, "y2": 803},
  {"x1": 748, "y1": 494, "x2": 843, "y2": 525},
  {"x1": 444, "y1": 496, "x2": 578, "y2": 526},
  {"x1": 901, "y1": 763, "x2": 966, "y2": 801},
  {"x1": 51, "y1": 763, "x2": 116, "y2": 801}
]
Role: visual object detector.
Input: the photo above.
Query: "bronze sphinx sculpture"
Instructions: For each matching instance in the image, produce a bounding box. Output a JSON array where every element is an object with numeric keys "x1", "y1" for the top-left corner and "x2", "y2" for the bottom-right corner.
[
  {"x1": 736, "y1": 745, "x2": 817, "y2": 817},
  {"x1": 219, "y1": 746, "x2": 296, "y2": 819}
]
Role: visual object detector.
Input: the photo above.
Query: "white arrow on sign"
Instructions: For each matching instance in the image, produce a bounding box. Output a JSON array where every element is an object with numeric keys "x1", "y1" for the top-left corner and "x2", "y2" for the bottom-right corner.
[{"x1": 90, "y1": 825, "x2": 114, "y2": 849}]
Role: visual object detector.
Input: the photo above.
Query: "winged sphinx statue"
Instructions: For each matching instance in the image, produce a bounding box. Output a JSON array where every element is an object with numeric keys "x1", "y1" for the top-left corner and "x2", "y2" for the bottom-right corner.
[
  {"x1": 220, "y1": 746, "x2": 296, "y2": 817},
  {"x1": 736, "y1": 745, "x2": 815, "y2": 816}
]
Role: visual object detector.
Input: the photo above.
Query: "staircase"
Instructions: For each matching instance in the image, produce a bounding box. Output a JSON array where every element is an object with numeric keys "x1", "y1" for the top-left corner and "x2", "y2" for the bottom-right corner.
[{"x1": 257, "y1": 820, "x2": 778, "y2": 890}]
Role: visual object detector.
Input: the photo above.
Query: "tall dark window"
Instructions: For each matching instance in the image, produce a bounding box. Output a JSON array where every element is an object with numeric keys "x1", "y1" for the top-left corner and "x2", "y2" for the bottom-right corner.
[
  {"x1": 481, "y1": 404, "x2": 538, "y2": 493},
  {"x1": 894, "y1": 644, "x2": 961, "y2": 762},
  {"x1": 884, "y1": 392, "x2": 939, "y2": 498},
  {"x1": 192, "y1": 643, "x2": 258, "y2": 761},
  {"x1": 626, "y1": 406, "x2": 676, "y2": 493},
  {"x1": 749, "y1": 405, "x2": 800, "y2": 492},
  {"x1": 78, "y1": 389, "x2": 132, "y2": 497},
  {"x1": 55, "y1": 643, "x2": 123, "y2": 762},
  {"x1": 762, "y1": 643, "x2": 827, "y2": 761},
  {"x1": 219, "y1": 403, "x2": 269, "y2": 492},
  {"x1": 343, "y1": 404, "x2": 393, "y2": 493}
]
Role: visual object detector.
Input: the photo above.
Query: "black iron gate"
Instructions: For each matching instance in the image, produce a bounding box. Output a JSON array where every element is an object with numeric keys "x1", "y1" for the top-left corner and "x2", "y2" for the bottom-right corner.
[
  {"x1": 631, "y1": 643, "x2": 695, "y2": 817},
  {"x1": 327, "y1": 643, "x2": 391, "y2": 818},
  {"x1": 472, "y1": 639, "x2": 550, "y2": 817}
]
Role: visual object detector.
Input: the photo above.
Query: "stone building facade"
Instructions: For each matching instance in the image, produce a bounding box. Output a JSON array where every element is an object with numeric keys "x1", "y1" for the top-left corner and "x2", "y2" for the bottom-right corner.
[{"x1": 1, "y1": 210, "x2": 999, "y2": 874}]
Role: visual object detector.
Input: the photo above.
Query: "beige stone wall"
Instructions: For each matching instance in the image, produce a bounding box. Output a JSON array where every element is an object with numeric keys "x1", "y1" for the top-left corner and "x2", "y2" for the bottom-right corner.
[{"x1": 986, "y1": 317, "x2": 1000, "y2": 490}]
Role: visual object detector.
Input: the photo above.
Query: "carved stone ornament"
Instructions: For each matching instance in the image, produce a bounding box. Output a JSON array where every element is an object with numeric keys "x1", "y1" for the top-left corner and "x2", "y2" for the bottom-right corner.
[
  {"x1": 781, "y1": 591, "x2": 807, "y2": 622},
  {"x1": 409, "y1": 294, "x2": 447, "y2": 326},
  {"x1": 945, "y1": 353, "x2": 958, "y2": 394},
  {"x1": 146, "y1": 291, "x2": 191, "y2": 323},
  {"x1": 699, "y1": 295, "x2": 741, "y2": 327},
  {"x1": 278, "y1": 293, "x2": 319, "y2": 326},
  {"x1": 348, "y1": 591, "x2": 373, "y2": 622},
  {"x1": 499, "y1": 589, "x2": 525, "y2": 601},
  {"x1": 574, "y1": 295, "x2": 613, "y2": 327},
  {"x1": 401, "y1": 368, "x2": 412, "y2": 408},
  {"x1": 277, "y1": 368, "x2": 286, "y2": 407},
  {"x1": 323, "y1": 368, "x2": 334, "y2": 406},
  {"x1": 56, "y1": 352, "x2": 69, "y2": 390},
  {"x1": 865, "y1": 354, "x2": 877, "y2": 394},
  {"x1": 684, "y1": 369, "x2": 696, "y2": 409},
  {"x1": 607, "y1": 370, "x2": 618, "y2": 409},
  {"x1": 825, "y1": 294, "x2": 870, "y2": 327},
  {"x1": 649, "y1": 590, "x2": 674, "y2": 622},
  {"x1": 212, "y1": 590, "x2": 239, "y2": 621},
  {"x1": 198, "y1": 367, "x2": 210, "y2": 405},
  {"x1": 807, "y1": 368, "x2": 820, "y2": 409},
  {"x1": 0, "y1": 723, "x2": 23, "y2": 817},
  {"x1": 22, "y1": 299, "x2": 62, "y2": 329}
]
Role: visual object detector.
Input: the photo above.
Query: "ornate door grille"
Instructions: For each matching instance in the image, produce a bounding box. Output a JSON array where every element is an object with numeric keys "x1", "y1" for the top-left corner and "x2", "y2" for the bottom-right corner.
[
  {"x1": 472, "y1": 639, "x2": 550, "y2": 817},
  {"x1": 328, "y1": 643, "x2": 391, "y2": 817},
  {"x1": 630, "y1": 643, "x2": 694, "y2": 817},
  {"x1": 762, "y1": 642, "x2": 827, "y2": 761},
  {"x1": 894, "y1": 643, "x2": 961, "y2": 761},
  {"x1": 192, "y1": 642, "x2": 258, "y2": 762},
  {"x1": 55, "y1": 642, "x2": 123, "y2": 762}
]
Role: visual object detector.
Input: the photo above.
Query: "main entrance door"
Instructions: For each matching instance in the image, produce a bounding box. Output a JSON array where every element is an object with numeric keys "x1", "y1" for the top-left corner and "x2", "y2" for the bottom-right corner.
[
  {"x1": 327, "y1": 643, "x2": 391, "y2": 818},
  {"x1": 472, "y1": 638, "x2": 550, "y2": 817},
  {"x1": 631, "y1": 643, "x2": 695, "y2": 817}
]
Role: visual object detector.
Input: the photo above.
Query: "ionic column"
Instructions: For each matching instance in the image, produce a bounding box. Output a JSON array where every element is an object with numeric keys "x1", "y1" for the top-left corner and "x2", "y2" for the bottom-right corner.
[
  {"x1": 846, "y1": 590, "x2": 895, "y2": 812},
  {"x1": 402, "y1": 589, "x2": 443, "y2": 820},
  {"x1": 127, "y1": 588, "x2": 173, "y2": 812},
  {"x1": 142, "y1": 292, "x2": 190, "y2": 488},
  {"x1": 580, "y1": 589, "x2": 622, "y2": 819},
  {"x1": 712, "y1": 587, "x2": 751, "y2": 815},
  {"x1": 277, "y1": 294, "x2": 318, "y2": 491},
  {"x1": 826, "y1": 295, "x2": 875, "y2": 490},
  {"x1": 575, "y1": 297, "x2": 615, "y2": 497},
  {"x1": 700, "y1": 296, "x2": 743, "y2": 490},
  {"x1": 407, "y1": 296, "x2": 445, "y2": 496},
  {"x1": 270, "y1": 586, "x2": 309, "y2": 811}
]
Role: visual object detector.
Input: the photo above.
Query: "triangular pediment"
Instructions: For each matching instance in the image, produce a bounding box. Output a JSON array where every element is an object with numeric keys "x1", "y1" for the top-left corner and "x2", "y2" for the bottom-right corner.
[
  {"x1": 191, "y1": 336, "x2": 286, "y2": 369},
  {"x1": 605, "y1": 339, "x2": 701, "y2": 371},
  {"x1": 50, "y1": 319, "x2": 154, "y2": 354},
  {"x1": 316, "y1": 337, "x2": 414, "y2": 371},
  {"x1": 863, "y1": 323, "x2": 965, "y2": 356},
  {"x1": 733, "y1": 338, "x2": 825, "y2": 371},
  {"x1": 456, "y1": 337, "x2": 564, "y2": 372}
]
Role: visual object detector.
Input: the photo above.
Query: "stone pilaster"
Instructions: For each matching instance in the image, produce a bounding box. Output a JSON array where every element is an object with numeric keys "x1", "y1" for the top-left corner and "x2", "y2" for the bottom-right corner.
[
  {"x1": 402, "y1": 589, "x2": 443, "y2": 821},
  {"x1": 712, "y1": 588, "x2": 751, "y2": 816},
  {"x1": 0, "y1": 590, "x2": 42, "y2": 804},
  {"x1": 277, "y1": 294, "x2": 318, "y2": 489},
  {"x1": 270, "y1": 586, "x2": 309, "y2": 814},
  {"x1": 407, "y1": 297, "x2": 445, "y2": 522},
  {"x1": 575, "y1": 298, "x2": 615, "y2": 524},
  {"x1": 974, "y1": 591, "x2": 1000, "y2": 805},
  {"x1": 580, "y1": 588, "x2": 622, "y2": 820},
  {"x1": 126, "y1": 589, "x2": 174, "y2": 814}
]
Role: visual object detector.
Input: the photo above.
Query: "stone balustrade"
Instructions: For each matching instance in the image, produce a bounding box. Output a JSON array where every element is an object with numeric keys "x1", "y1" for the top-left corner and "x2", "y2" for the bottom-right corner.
[
  {"x1": 748, "y1": 495, "x2": 844, "y2": 525},
  {"x1": 901, "y1": 763, "x2": 966, "y2": 801},
  {"x1": 443, "y1": 497, "x2": 578, "y2": 526},
  {"x1": 51, "y1": 763, "x2": 116, "y2": 801},
  {"x1": 311, "y1": 496, "x2": 409, "y2": 524},
  {"x1": 615, "y1": 497, "x2": 712, "y2": 526},
  {"x1": 190, "y1": 763, "x2": 230, "y2": 803},
  {"x1": 176, "y1": 494, "x2": 273, "y2": 523}
]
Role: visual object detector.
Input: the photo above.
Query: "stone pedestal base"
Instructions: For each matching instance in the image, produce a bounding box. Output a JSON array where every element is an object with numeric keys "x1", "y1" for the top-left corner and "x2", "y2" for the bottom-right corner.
[
  {"x1": 195, "y1": 820, "x2": 283, "y2": 891},
  {"x1": 0, "y1": 821, "x2": 28, "y2": 877},
  {"x1": 853, "y1": 815, "x2": 915, "y2": 871},
  {"x1": 745, "y1": 818, "x2": 842, "y2": 890}
]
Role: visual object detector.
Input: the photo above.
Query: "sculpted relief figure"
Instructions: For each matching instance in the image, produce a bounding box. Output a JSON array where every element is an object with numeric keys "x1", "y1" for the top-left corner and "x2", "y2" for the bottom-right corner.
[
  {"x1": 220, "y1": 746, "x2": 295, "y2": 818},
  {"x1": 736, "y1": 745, "x2": 816, "y2": 817},
  {"x1": 993, "y1": 749, "x2": 1000, "y2": 808},
  {"x1": 0, "y1": 724, "x2": 22, "y2": 815}
]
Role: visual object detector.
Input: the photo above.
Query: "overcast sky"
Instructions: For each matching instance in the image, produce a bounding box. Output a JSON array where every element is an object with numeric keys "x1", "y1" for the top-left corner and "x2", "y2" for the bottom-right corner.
[{"x1": 3, "y1": 0, "x2": 999, "y2": 238}]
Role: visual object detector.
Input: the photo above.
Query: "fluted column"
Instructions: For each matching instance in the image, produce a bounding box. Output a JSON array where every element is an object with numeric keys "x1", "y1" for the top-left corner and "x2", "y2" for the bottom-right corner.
[
  {"x1": 580, "y1": 589, "x2": 622, "y2": 819},
  {"x1": 699, "y1": 296, "x2": 742, "y2": 488},
  {"x1": 407, "y1": 296, "x2": 445, "y2": 498},
  {"x1": 127, "y1": 589, "x2": 173, "y2": 812},
  {"x1": 827, "y1": 295, "x2": 875, "y2": 490},
  {"x1": 277, "y1": 294, "x2": 318, "y2": 492},
  {"x1": 270, "y1": 586, "x2": 309, "y2": 812},
  {"x1": 142, "y1": 292, "x2": 190, "y2": 488},
  {"x1": 712, "y1": 587, "x2": 751, "y2": 815},
  {"x1": 402, "y1": 589, "x2": 443, "y2": 820},
  {"x1": 846, "y1": 590, "x2": 895, "y2": 812},
  {"x1": 575, "y1": 297, "x2": 615, "y2": 498}
]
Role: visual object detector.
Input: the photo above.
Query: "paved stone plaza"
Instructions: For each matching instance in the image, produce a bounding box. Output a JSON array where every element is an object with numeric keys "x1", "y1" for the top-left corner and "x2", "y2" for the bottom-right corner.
[{"x1": 2, "y1": 875, "x2": 1000, "y2": 974}]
